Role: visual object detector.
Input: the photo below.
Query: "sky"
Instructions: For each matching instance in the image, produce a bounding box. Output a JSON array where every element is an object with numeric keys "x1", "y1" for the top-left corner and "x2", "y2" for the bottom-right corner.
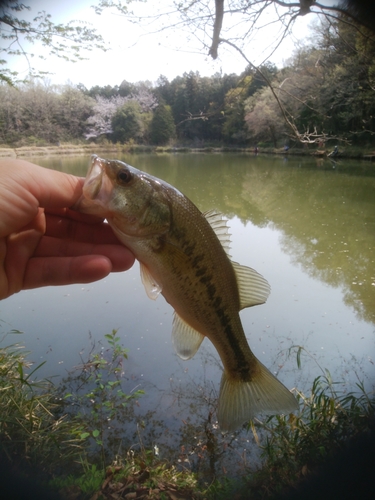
[{"x1": 2, "y1": 0, "x2": 315, "y2": 88}]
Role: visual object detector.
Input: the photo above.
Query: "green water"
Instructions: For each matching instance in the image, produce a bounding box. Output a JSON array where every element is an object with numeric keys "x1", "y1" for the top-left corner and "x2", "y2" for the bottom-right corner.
[
  {"x1": 1, "y1": 152, "x2": 374, "y2": 476},
  {"x1": 40, "y1": 152, "x2": 375, "y2": 325}
]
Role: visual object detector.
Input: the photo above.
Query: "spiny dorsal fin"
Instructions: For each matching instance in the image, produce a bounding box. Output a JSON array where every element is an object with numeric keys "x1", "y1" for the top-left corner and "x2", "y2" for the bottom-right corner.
[
  {"x1": 172, "y1": 312, "x2": 205, "y2": 360},
  {"x1": 231, "y1": 261, "x2": 271, "y2": 309},
  {"x1": 140, "y1": 263, "x2": 162, "y2": 300},
  {"x1": 203, "y1": 210, "x2": 231, "y2": 257}
]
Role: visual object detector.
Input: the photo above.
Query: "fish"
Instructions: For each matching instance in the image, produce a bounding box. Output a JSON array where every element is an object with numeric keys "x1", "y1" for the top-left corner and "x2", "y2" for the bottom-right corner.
[{"x1": 77, "y1": 155, "x2": 298, "y2": 431}]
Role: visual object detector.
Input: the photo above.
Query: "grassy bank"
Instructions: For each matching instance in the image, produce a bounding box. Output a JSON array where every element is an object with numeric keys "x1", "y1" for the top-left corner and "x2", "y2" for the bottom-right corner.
[{"x1": 0, "y1": 143, "x2": 154, "y2": 158}]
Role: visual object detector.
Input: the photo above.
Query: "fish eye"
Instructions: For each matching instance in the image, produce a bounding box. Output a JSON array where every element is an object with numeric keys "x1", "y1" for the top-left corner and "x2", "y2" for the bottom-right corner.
[{"x1": 117, "y1": 169, "x2": 132, "y2": 184}]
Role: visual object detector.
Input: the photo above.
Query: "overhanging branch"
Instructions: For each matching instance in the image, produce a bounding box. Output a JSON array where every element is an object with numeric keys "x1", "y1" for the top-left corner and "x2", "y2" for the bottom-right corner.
[{"x1": 209, "y1": 0, "x2": 224, "y2": 59}]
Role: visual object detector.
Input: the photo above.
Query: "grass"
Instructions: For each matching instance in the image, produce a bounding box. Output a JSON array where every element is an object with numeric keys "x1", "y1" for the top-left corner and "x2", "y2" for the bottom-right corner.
[
  {"x1": 0, "y1": 329, "x2": 200, "y2": 499},
  {"x1": 48, "y1": 462, "x2": 105, "y2": 499},
  {"x1": 0, "y1": 330, "x2": 85, "y2": 472},
  {"x1": 255, "y1": 379, "x2": 372, "y2": 492}
]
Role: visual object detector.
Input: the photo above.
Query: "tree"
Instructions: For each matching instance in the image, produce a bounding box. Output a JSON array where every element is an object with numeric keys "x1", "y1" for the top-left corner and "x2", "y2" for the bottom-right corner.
[
  {"x1": 57, "y1": 85, "x2": 95, "y2": 140},
  {"x1": 0, "y1": 0, "x2": 106, "y2": 85},
  {"x1": 86, "y1": 85, "x2": 120, "y2": 99},
  {"x1": 97, "y1": 0, "x2": 375, "y2": 143},
  {"x1": 85, "y1": 95, "x2": 129, "y2": 140},
  {"x1": 150, "y1": 103, "x2": 175, "y2": 145},
  {"x1": 0, "y1": 80, "x2": 95, "y2": 144},
  {"x1": 119, "y1": 80, "x2": 136, "y2": 97},
  {"x1": 244, "y1": 87, "x2": 286, "y2": 147},
  {"x1": 111, "y1": 100, "x2": 144, "y2": 143},
  {"x1": 222, "y1": 78, "x2": 251, "y2": 143},
  {"x1": 273, "y1": 18, "x2": 375, "y2": 142},
  {"x1": 155, "y1": 72, "x2": 239, "y2": 143},
  {"x1": 172, "y1": 71, "x2": 203, "y2": 140},
  {"x1": 85, "y1": 84, "x2": 157, "y2": 142},
  {"x1": 315, "y1": 19, "x2": 375, "y2": 140}
]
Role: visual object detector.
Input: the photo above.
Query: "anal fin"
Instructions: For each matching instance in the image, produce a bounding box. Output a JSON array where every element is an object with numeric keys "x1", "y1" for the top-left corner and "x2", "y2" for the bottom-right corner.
[{"x1": 140, "y1": 263, "x2": 162, "y2": 300}]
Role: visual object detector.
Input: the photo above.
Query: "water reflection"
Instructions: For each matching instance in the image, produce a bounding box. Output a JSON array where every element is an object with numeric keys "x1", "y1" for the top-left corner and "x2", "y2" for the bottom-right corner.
[
  {"x1": 237, "y1": 162, "x2": 375, "y2": 324},
  {"x1": 58, "y1": 341, "x2": 261, "y2": 481}
]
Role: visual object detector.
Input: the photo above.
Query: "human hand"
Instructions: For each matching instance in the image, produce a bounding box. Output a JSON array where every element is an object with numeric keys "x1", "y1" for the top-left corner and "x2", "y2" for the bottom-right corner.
[{"x1": 0, "y1": 158, "x2": 135, "y2": 300}]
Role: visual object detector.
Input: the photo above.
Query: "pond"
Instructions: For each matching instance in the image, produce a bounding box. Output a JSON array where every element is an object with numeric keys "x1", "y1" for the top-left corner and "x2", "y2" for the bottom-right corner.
[{"x1": 1, "y1": 152, "x2": 374, "y2": 477}]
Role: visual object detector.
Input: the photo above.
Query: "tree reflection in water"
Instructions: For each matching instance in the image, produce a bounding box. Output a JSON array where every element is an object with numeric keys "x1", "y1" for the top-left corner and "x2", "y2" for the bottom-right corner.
[{"x1": 58, "y1": 340, "x2": 263, "y2": 482}]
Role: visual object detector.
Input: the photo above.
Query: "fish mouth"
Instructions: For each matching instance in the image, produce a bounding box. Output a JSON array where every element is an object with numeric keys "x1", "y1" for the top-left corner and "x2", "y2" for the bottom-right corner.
[
  {"x1": 74, "y1": 155, "x2": 113, "y2": 215},
  {"x1": 83, "y1": 155, "x2": 106, "y2": 199}
]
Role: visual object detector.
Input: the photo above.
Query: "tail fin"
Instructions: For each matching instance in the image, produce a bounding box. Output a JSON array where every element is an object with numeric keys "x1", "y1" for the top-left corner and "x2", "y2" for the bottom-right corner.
[{"x1": 217, "y1": 360, "x2": 298, "y2": 432}]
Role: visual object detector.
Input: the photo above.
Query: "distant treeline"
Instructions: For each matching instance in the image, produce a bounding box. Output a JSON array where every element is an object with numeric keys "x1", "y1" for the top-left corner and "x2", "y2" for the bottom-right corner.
[{"x1": 1, "y1": 16, "x2": 374, "y2": 148}]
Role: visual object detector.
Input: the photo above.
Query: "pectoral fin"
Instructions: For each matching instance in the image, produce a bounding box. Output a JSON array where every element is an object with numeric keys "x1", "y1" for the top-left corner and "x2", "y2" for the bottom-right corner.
[
  {"x1": 232, "y1": 262, "x2": 271, "y2": 309},
  {"x1": 140, "y1": 263, "x2": 162, "y2": 300},
  {"x1": 172, "y1": 312, "x2": 205, "y2": 360}
]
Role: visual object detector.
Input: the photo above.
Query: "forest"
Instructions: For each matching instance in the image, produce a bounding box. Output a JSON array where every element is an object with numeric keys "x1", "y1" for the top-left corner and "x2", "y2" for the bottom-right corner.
[{"x1": 1, "y1": 15, "x2": 374, "y2": 150}]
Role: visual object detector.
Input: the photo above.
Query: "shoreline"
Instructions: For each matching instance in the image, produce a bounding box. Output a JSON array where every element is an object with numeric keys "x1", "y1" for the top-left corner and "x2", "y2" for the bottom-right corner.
[{"x1": 0, "y1": 143, "x2": 373, "y2": 160}]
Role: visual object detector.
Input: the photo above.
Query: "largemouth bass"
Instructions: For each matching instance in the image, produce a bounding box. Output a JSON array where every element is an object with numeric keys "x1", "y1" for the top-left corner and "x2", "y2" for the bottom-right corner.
[{"x1": 77, "y1": 155, "x2": 298, "y2": 431}]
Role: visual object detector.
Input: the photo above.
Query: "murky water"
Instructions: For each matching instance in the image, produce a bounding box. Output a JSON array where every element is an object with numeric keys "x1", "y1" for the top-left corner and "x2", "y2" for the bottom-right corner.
[{"x1": 1, "y1": 152, "x2": 374, "y2": 476}]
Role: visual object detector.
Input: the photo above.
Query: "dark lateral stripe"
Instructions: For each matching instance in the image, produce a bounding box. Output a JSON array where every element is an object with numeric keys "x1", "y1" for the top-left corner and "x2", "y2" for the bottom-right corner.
[{"x1": 214, "y1": 304, "x2": 250, "y2": 379}]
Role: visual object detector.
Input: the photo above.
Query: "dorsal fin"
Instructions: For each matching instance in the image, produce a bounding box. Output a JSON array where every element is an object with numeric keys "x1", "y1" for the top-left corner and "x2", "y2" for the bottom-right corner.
[
  {"x1": 203, "y1": 210, "x2": 231, "y2": 257},
  {"x1": 232, "y1": 261, "x2": 271, "y2": 309}
]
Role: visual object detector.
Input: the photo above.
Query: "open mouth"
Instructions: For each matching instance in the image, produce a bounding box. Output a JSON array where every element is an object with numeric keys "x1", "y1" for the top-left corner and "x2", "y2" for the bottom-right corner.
[
  {"x1": 73, "y1": 155, "x2": 112, "y2": 216},
  {"x1": 82, "y1": 155, "x2": 105, "y2": 200}
]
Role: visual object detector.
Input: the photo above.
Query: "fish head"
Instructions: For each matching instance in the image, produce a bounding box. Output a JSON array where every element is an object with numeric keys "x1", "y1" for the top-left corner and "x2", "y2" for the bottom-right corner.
[{"x1": 78, "y1": 155, "x2": 171, "y2": 237}]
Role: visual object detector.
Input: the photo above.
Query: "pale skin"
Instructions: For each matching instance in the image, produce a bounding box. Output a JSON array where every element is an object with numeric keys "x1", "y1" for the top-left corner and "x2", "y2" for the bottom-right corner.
[{"x1": 0, "y1": 158, "x2": 135, "y2": 300}]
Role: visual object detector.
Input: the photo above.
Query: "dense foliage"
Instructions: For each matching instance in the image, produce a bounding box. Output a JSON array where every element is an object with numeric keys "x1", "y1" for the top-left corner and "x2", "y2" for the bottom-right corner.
[{"x1": 0, "y1": 17, "x2": 374, "y2": 148}]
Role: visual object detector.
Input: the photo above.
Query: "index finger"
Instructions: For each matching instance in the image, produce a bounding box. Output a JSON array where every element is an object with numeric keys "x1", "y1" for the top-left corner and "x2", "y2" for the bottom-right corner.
[
  {"x1": 28, "y1": 160, "x2": 85, "y2": 208},
  {"x1": 0, "y1": 159, "x2": 87, "y2": 237},
  {"x1": 1, "y1": 159, "x2": 85, "y2": 208}
]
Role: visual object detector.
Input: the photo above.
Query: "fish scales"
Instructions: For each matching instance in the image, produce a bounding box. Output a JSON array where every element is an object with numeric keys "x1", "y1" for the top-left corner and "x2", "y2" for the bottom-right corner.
[
  {"x1": 161, "y1": 197, "x2": 252, "y2": 377},
  {"x1": 77, "y1": 155, "x2": 298, "y2": 431},
  {"x1": 163, "y1": 205, "x2": 253, "y2": 372}
]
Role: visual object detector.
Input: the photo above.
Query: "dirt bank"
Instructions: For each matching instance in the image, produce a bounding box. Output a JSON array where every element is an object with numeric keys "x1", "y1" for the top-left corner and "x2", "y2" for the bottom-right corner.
[{"x1": 0, "y1": 144, "x2": 128, "y2": 158}]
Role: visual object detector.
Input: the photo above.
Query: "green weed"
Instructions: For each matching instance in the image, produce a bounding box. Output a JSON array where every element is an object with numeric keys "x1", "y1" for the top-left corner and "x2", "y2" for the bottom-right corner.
[{"x1": 61, "y1": 329, "x2": 145, "y2": 469}]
